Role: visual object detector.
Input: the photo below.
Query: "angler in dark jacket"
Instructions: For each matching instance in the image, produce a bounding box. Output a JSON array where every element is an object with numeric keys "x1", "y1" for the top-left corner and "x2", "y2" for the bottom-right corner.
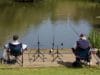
[{"x1": 72, "y1": 34, "x2": 91, "y2": 67}]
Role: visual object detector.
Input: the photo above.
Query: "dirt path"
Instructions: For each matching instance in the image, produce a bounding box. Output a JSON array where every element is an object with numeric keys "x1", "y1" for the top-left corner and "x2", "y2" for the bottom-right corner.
[{"x1": 4, "y1": 49, "x2": 100, "y2": 67}]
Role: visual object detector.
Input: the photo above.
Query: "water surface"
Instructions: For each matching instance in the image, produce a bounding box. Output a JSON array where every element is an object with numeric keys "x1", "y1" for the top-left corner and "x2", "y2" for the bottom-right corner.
[{"x1": 0, "y1": 1, "x2": 100, "y2": 49}]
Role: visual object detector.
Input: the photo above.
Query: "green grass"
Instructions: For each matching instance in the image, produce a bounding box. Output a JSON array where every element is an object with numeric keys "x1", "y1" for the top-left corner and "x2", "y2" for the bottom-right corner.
[{"x1": 0, "y1": 66, "x2": 100, "y2": 75}]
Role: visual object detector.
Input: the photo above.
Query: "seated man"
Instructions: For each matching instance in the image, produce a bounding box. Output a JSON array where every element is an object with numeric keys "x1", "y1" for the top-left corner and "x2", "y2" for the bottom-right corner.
[
  {"x1": 4, "y1": 35, "x2": 27, "y2": 63},
  {"x1": 72, "y1": 34, "x2": 91, "y2": 66}
]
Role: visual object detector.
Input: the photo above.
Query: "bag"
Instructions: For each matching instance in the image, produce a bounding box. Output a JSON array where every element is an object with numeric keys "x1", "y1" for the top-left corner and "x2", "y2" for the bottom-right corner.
[{"x1": 9, "y1": 43, "x2": 22, "y2": 56}]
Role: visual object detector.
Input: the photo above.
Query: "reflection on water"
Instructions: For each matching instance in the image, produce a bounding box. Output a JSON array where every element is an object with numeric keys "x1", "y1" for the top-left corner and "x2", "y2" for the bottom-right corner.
[{"x1": 0, "y1": 1, "x2": 99, "y2": 48}]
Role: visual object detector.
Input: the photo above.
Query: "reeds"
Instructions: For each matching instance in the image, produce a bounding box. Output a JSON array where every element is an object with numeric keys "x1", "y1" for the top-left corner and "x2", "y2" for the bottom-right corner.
[{"x1": 89, "y1": 30, "x2": 100, "y2": 49}]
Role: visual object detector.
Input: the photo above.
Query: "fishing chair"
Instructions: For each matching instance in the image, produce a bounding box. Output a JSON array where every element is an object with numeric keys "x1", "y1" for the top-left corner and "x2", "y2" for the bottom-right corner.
[
  {"x1": 7, "y1": 43, "x2": 23, "y2": 66},
  {"x1": 72, "y1": 48, "x2": 91, "y2": 67}
]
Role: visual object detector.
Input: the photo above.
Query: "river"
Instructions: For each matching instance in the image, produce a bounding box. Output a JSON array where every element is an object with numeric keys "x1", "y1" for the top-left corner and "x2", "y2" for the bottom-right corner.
[{"x1": 0, "y1": 1, "x2": 100, "y2": 49}]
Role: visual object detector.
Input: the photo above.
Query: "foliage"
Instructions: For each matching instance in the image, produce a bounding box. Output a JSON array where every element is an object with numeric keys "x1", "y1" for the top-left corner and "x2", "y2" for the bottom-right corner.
[
  {"x1": 89, "y1": 30, "x2": 100, "y2": 49},
  {"x1": 0, "y1": 0, "x2": 100, "y2": 4}
]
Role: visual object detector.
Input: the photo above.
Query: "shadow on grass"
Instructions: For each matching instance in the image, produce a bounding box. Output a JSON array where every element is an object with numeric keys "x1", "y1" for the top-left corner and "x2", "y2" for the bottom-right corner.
[{"x1": 57, "y1": 61, "x2": 83, "y2": 68}]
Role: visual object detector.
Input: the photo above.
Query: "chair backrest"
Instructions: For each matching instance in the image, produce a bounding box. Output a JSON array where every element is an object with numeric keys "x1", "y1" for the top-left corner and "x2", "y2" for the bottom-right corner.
[{"x1": 9, "y1": 43, "x2": 22, "y2": 56}]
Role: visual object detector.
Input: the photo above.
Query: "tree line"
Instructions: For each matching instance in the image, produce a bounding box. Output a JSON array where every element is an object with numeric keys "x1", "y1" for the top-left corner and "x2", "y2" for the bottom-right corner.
[{"x1": 0, "y1": 0, "x2": 100, "y2": 3}]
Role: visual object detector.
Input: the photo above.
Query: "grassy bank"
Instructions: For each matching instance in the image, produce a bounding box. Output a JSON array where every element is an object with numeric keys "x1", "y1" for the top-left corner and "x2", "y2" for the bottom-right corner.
[{"x1": 0, "y1": 67, "x2": 100, "y2": 75}]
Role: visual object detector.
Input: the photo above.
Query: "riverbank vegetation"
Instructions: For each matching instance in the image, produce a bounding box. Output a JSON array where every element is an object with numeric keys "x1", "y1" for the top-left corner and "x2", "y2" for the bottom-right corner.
[
  {"x1": 0, "y1": 0, "x2": 100, "y2": 4},
  {"x1": 89, "y1": 30, "x2": 100, "y2": 49},
  {"x1": 89, "y1": 30, "x2": 100, "y2": 57}
]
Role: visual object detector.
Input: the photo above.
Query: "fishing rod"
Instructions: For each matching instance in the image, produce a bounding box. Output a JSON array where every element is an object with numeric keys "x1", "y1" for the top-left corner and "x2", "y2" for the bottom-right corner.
[
  {"x1": 50, "y1": 32, "x2": 63, "y2": 53},
  {"x1": 70, "y1": 24, "x2": 80, "y2": 37},
  {"x1": 51, "y1": 27, "x2": 64, "y2": 50},
  {"x1": 32, "y1": 33, "x2": 45, "y2": 62},
  {"x1": 69, "y1": 21, "x2": 88, "y2": 37},
  {"x1": 49, "y1": 32, "x2": 63, "y2": 62},
  {"x1": 52, "y1": 34, "x2": 55, "y2": 50},
  {"x1": 52, "y1": 45, "x2": 63, "y2": 62},
  {"x1": 49, "y1": 31, "x2": 55, "y2": 54},
  {"x1": 67, "y1": 16, "x2": 80, "y2": 37}
]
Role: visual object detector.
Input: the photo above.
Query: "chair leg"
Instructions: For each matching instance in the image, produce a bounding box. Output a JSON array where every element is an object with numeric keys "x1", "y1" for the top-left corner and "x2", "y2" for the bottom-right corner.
[
  {"x1": 15, "y1": 55, "x2": 23, "y2": 66},
  {"x1": 6, "y1": 52, "x2": 11, "y2": 64},
  {"x1": 21, "y1": 53, "x2": 23, "y2": 67}
]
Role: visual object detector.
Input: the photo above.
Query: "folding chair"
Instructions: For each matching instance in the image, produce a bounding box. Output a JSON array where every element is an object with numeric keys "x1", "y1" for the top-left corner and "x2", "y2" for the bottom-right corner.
[
  {"x1": 72, "y1": 48, "x2": 91, "y2": 67},
  {"x1": 7, "y1": 43, "x2": 23, "y2": 66}
]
